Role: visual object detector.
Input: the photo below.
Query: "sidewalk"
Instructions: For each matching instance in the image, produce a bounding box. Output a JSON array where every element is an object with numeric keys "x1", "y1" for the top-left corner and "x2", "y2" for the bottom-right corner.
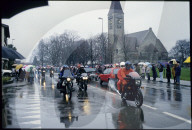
[{"x1": 144, "y1": 77, "x2": 191, "y2": 87}]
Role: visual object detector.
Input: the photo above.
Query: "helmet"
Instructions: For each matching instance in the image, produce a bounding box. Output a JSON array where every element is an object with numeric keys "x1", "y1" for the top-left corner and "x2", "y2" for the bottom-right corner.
[
  {"x1": 63, "y1": 65, "x2": 69, "y2": 69},
  {"x1": 125, "y1": 61, "x2": 132, "y2": 70},
  {"x1": 80, "y1": 65, "x2": 84, "y2": 68},
  {"x1": 120, "y1": 62, "x2": 125, "y2": 67}
]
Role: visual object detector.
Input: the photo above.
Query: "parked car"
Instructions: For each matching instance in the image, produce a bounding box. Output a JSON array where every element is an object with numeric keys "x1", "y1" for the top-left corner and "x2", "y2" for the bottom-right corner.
[
  {"x1": 2, "y1": 69, "x2": 12, "y2": 77},
  {"x1": 98, "y1": 67, "x2": 120, "y2": 85},
  {"x1": 84, "y1": 68, "x2": 98, "y2": 81}
]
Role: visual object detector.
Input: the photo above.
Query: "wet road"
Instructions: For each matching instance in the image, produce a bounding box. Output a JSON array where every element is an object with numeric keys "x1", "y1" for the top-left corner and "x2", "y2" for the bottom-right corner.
[{"x1": 3, "y1": 73, "x2": 191, "y2": 129}]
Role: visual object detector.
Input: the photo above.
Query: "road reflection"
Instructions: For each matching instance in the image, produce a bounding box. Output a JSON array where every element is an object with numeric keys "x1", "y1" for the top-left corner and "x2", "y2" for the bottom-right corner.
[
  {"x1": 57, "y1": 100, "x2": 78, "y2": 128},
  {"x1": 112, "y1": 101, "x2": 144, "y2": 129}
]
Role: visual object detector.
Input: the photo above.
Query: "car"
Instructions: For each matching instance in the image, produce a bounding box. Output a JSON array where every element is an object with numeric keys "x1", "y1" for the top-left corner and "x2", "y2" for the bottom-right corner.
[
  {"x1": 98, "y1": 67, "x2": 120, "y2": 85},
  {"x1": 84, "y1": 68, "x2": 98, "y2": 81}
]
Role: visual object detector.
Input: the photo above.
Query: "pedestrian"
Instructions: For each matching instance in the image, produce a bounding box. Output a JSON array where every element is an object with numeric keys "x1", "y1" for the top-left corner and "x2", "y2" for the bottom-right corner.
[
  {"x1": 135, "y1": 64, "x2": 140, "y2": 74},
  {"x1": 171, "y1": 64, "x2": 176, "y2": 83},
  {"x1": 158, "y1": 64, "x2": 164, "y2": 82},
  {"x1": 175, "y1": 63, "x2": 181, "y2": 85},
  {"x1": 152, "y1": 64, "x2": 157, "y2": 81},
  {"x1": 141, "y1": 65, "x2": 145, "y2": 79},
  {"x1": 166, "y1": 64, "x2": 171, "y2": 83},
  {"x1": 146, "y1": 65, "x2": 151, "y2": 80}
]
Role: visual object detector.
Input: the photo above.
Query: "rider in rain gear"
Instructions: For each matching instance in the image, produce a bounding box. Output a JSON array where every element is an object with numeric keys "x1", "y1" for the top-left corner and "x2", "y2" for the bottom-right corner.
[
  {"x1": 50, "y1": 66, "x2": 54, "y2": 77},
  {"x1": 76, "y1": 65, "x2": 86, "y2": 85},
  {"x1": 59, "y1": 65, "x2": 69, "y2": 88},
  {"x1": 117, "y1": 61, "x2": 134, "y2": 94}
]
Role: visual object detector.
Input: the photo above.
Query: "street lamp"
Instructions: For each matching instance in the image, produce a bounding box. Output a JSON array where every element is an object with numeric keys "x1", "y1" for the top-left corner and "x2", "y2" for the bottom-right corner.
[
  {"x1": 12, "y1": 39, "x2": 15, "y2": 47},
  {"x1": 98, "y1": 17, "x2": 104, "y2": 64}
]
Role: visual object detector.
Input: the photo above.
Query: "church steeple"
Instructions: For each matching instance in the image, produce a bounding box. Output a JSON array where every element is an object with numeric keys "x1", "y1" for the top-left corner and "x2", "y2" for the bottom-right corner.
[
  {"x1": 108, "y1": 1, "x2": 124, "y2": 15},
  {"x1": 108, "y1": 1, "x2": 125, "y2": 63}
]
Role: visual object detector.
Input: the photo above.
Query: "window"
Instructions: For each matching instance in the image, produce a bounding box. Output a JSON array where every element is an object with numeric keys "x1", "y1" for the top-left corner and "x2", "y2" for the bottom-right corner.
[
  {"x1": 116, "y1": 49, "x2": 118, "y2": 54},
  {"x1": 103, "y1": 69, "x2": 108, "y2": 74},
  {"x1": 113, "y1": 69, "x2": 120, "y2": 74},
  {"x1": 107, "y1": 69, "x2": 112, "y2": 74}
]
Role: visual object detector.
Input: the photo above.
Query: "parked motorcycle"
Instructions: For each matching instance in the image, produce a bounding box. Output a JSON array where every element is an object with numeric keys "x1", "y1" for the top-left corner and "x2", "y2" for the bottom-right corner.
[
  {"x1": 122, "y1": 72, "x2": 143, "y2": 107},
  {"x1": 78, "y1": 73, "x2": 88, "y2": 92}
]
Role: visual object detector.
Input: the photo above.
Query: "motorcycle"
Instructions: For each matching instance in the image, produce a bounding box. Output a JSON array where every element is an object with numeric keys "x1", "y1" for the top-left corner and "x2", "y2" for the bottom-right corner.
[
  {"x1": 57, "y1": 70, "x2": 74, "y2": 100},
  {"x1": 121, "y1": 72, "x2": 143, "y2": 107},
  {"x1": 78, "y1": 73, "x2": 88, "y2": 92},
  {"x1": 50, "y1": 70, "x2": 54, "y2": 78},
  {"x1": 41, "y1": 69, "x2": 46, "y2": 82}
]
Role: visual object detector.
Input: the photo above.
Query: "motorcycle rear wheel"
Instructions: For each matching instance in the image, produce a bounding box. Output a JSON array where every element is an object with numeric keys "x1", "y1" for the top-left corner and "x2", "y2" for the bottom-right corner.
[{"x1": 135, "y1": 89, "x2": 143, "y2": 107}]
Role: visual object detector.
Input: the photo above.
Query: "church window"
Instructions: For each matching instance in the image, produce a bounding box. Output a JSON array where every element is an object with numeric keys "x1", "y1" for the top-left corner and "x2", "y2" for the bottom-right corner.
[
  {"x1": 116, "y1": 49, "x2": 118, "y2": 54},
  {"x1": 117, "y1": 18, "x2": 122, "y2": 29},
  {"x1": 109, "y1": 19, "x2": 112, "y2": 29}
]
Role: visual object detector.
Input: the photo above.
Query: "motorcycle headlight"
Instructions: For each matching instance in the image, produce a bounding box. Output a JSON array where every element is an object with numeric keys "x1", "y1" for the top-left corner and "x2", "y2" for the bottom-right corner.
[
  {"x1": 135, "y1": 80, "x2": 141, "y2": 86},
  {"x1": 83, "y1": 77, "x2": 88, "y2": 80},
  {"x1": 67, "y1": 78, "x2": 71, "y2": 81},
  {"x1": 43, "y1": 71, "x2": 45, "y2": 72}
]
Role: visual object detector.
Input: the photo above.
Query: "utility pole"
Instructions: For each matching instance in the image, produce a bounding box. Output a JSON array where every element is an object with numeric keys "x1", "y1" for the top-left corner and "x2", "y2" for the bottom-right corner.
[{"x1": 98, "y1": 17, "x2": 105, "y2": 65}]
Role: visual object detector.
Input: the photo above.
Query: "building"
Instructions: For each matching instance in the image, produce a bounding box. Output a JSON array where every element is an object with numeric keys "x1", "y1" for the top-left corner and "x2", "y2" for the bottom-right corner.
[
  {"x1": 1, "y1": 24, "x2": 10, "y2": 47},
  {"x1": 108, "y1": 1, "x2": 168, "y2": 63},
  {"x1": 1, "y1": 24, "x2": 10, "y2": 70}
]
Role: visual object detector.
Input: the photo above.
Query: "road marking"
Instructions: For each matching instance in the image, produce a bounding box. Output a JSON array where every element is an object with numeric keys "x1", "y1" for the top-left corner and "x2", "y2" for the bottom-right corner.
[
  {"x1": 20, "y1": 120, "x2": 41, "y2": 125},
  {"x1": 143, "y1": 104, "x2": 157, "y2": 110},
  {"x1": 163, "y1": 112, "x2": 191, "y2": 124},
  {"x1": 108, "y1": 92, "x2": 117, "y2": 96},
  {"x1": 21, "y1": 115, "x2": 41, "y2": 118}
]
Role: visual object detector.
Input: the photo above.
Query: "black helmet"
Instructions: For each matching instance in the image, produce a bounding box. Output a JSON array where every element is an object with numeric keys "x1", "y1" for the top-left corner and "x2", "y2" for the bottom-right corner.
[{"x1": 125, "y1": 61, "x2": 132, "y2": 70}]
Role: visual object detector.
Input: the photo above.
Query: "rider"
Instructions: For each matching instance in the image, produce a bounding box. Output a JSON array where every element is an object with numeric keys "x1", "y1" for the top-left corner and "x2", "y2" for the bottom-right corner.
[
  {"x1": 59, "y1": 65, "x2": 69, "y2": 88},
  {"x1": 117, "y1": 61, "x2": 134, "y2": 95},
  {"x1": 41, "y1": 67, "x2": 46, "y2": 77},
  {"x1": 120, "y1": 62, "x2": 125, "y2": 68},
  {"x1": 76, "y1": 65, "x2": 86, "y2": 85},
  {"x1": 50, "y1": 66, "x2": 54, "y2": 77}
]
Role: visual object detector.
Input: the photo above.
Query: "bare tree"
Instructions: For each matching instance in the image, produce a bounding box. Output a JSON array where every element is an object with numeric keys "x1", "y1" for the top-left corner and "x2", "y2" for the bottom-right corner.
[{"x1": 169, "y1": 39, "x2": 190, "y2": 65}]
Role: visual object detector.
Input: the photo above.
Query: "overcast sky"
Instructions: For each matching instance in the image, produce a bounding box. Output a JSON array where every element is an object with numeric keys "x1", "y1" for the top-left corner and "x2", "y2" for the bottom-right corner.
[{"x1": 2, "y1": 1, "x2": 190, "y2": 62}]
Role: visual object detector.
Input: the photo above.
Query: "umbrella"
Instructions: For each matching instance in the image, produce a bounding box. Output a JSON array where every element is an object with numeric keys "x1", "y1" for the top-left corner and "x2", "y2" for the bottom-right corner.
[
  {"x1": 138, "y1": 62, "x2": 146, "y2": 66},
  {"x1": 25, "y1": 65, "x2": 35, "y2": 72},
  {"x1": 169, "y1": 59, "x2": 180, "y2": 64},
  {"x1": 158, "y1": 61, "x2": 165, "y2": 67},
  {"x1": 2, "y1": 47, "x2": 25, "y2": 60},
  {"x1": 184, "y1": 56, "x2": 190, "y2": 63},
  {"x1": 15, "y1": 64, "x2": 23, "y2": 70},
  {"x1": 12, "y1": 64, "x2": 17, "y2": 66}
]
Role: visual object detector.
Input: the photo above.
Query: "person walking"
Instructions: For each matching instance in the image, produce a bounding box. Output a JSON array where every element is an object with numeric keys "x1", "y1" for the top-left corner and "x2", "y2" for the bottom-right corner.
[
  {"x1": 152, "y1": 64, "x2": 157, "y2": 81},
  {"x1": 175, "y1": 63, "x2": 181, "y2": 85},
  {"x1": 135, "y1": 64, "x2": 140, "y2": 74},
  {"x1": 146, "y1": 65, "x2": 151, "y2": 80},
  {"x1": 171, "y1": 64, "x2": 176, "y2": 84},
  {"x1": 141, "y1": 65, "x2": 145, "y2": 79},
  {"x1": 158, "y1": 64, "x2": 164, "y2": 82},
  {"x1": 166, "y1": 64, "x2": 171, "y2": 83}
]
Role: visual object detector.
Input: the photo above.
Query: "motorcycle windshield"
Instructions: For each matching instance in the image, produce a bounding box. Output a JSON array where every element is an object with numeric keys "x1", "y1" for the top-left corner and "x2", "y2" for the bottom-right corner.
[
  {"x1": 62, "y1": 70, "x2": 73, "y2": 78},
  {"x1": 81, "y1": 73, "x2": 87, "y2": 77},
  {"x1": 128, "y1": 72, "x2": 140, "y2": 79}
]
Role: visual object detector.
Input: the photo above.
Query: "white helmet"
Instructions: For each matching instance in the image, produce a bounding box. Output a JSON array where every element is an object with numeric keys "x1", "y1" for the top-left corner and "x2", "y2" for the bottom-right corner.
[{"x1": 120, "y1": 62, "x2": 125, "y2": 67}]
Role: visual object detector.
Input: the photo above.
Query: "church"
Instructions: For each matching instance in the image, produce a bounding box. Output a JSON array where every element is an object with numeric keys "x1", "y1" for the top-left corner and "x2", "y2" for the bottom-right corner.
[{"x1": 108, "y1": 1, "x2": 168, "y2": 64}]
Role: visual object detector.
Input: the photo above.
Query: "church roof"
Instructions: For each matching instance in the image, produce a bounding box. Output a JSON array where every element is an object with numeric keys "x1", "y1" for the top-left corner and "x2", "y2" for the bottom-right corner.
[
  {"x1": 108, "y1": 1, "x2": 124, "y2": 15},
  {"x1": 125, "y1": 29, "x2": 149, "y2": 45}
]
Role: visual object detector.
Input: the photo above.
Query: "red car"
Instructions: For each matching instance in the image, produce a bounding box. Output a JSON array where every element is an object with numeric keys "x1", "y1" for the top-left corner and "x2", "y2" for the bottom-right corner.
[{"x1": 98, "y1": 67, "x2": 120, "y2": 85}]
